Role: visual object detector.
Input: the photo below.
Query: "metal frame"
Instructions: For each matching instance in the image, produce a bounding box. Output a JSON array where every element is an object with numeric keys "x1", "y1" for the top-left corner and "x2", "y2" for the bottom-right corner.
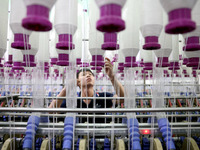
[
  {"x1": 0, "y1": 107, "x2": 200, "y2": 113},
  {"x1": 1, "y1": 112, "x2": 200, "y2": 118}
]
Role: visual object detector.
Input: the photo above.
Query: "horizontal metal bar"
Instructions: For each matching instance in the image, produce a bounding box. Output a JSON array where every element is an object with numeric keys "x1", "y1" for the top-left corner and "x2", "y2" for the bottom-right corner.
[
  {"x1": 0, "y1": 122, "x2": 199, "y2": 128},
  {"x1": 16, "y1": 96, "x2": 200, "y2": 100},
  {"x1": 2, "y1": 83, "x2": 63, "y2": 86},
  {"x1": 0, "y1": 94, "x2": 19, "y2": 100},
  {"x1": 0, "y1": 127, "x2": 200, "y2": 136},
  {"x1": 1, "y1": 112, "x2": 200, "y2": 118},
  {"x1": 2, "y1": 83, "x2": 200, "y2": 86},
  {"x1": 0, "y1": 107, "x2": 200, "y2": 113},
  {"x1": 1, "y1": 93, "x2": 200, "y2": 100}
]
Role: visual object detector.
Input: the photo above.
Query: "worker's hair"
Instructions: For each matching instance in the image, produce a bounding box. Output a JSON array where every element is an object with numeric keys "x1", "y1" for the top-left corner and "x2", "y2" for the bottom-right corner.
[{"x1": 76, "y1": 68, "x2": 94, "y2": 79}]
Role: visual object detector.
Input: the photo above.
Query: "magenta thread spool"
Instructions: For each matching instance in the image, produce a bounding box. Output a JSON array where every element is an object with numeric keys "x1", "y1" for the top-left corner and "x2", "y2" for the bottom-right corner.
[
  {"x1": 22, "y1": 1, "x2": 57, "y2": 31},
  {"x1": 102, "y1": 33, "x2": 119, "y2": 50},
  {"x1": 124, "y1": 57, "x2": 138, "y2": 68},
  {"x1": 56, "y1": 34, "x2": 75, "y2": 50},
  {"x1": 143, "y1": 36, "x2": 161, "y2": 50},
  {"x1": 160, "y1": 0, "x2": 197, "y2": 34},
  {"x1": 23, "y1": 54, "x2": 36, "y2": 67},
  {"x1": 51, "y1": 58, "x2": 58, "y2": 65},
  {"x1": 56, "y1": 53, "x2": 69, "y2": 66},
  {"x1": 95, "y1": 0, "x2": 126, "y2": 32},
  {"x1": 156, "y1": 57, "x2": 170, "y2": 67},
  {"x1": 168, "y1": 62, "x2": 180, "y2": 70}
]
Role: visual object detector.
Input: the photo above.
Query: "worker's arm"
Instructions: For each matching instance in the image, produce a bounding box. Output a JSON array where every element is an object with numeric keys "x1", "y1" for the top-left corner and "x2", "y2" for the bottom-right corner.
[
  {"x1": 105, "y1": 58, "x2": 124, "y2": 103},
  {"x1": 49, "y1": 78, "x2": 78, "y2": 108},
  {"x1": 110, "y1": 74, "x2": 124, "y2": 97},
  {"x1": 48, "y1": 87, "x2": 66, "y2": 108},
  {"x1": 112, "y1": 94, "x2": 122, "y2": 105}
]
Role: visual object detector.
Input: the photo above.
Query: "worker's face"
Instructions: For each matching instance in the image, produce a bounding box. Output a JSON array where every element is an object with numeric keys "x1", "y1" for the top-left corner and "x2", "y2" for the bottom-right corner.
[{"x1": 77, "y1": 71, "x2": 95, "y2": 88}]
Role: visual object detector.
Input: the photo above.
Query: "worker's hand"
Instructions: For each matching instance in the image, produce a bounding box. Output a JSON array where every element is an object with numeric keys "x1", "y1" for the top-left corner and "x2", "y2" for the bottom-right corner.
[{"x1": 105, "y1": 57, "x2": 114, "y2": 81}]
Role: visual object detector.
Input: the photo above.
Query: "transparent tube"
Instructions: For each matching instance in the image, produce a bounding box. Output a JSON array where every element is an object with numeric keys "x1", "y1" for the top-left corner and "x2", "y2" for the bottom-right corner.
[
  {"x1": 153, "y1": 67, "x2": 166, "y2": 119},
  {"x1": 32, "y1": 61, "x2": 45, "y2": 117},
  {"x1": 124, "y1": 67, "x2": 136, "y2": 119}
]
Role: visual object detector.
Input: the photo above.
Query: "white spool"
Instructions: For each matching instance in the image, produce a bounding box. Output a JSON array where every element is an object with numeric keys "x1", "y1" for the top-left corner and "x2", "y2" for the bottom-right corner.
[
  {"x1": 89, "y1": 48, "x2": 105, "y2": 56},
  {"x1": 182, "y1": 1, "x2": 200, "y2": 45},
  {"x1": 54, "y1": 0, "x2": 77, "y2": 35},
  {"x1": 0, "y1": 51, "x2": 6, "y2": 61},
  {"x1": 184, "y1": 50, "x2": 200, "y2": 70},
  {"x1": 142, "y1": 50, "x2": 155, "y2": 63},
  {"x1": 140, "y1": 0, "x2": 163, "y2": 37},
  {"x1": 56, "y1": 49, "x2": 70, "y2": 55},
  {"x1": 29, "y1": 32, "x2": 39, "y2": 52},
  {"x1": 89, "y1": 0, "x2": 103, "y2": 51},
  {"x1": 49, "y1": 7, "x2": 58, "y2": 60},
  {"x1": 154, "y1": 48, "x2": 172, "y2": 58},
  {"x1": 193, "y1": 1, "x2": 200, "y2": 27},
  {"x1": 73, "y1": 2, "x2": 83, "y2": 60},
  {"x1": 13, "y1": 50, "x2": 23, "y2": 62},
  {"x1": 160, "y1": 12, "x2": 172, "y2": 52},
  {"x1": 95, "y1": 0, "x2": 126, "y2": 7},
  {"x1": 82, "y1": 41, "x2": 91, "y2": 63},
  {"x1": 179, "y1": 35, "x2": 185, "y2": 57},
  {"x1": 21, "y1": 49, "x2": 37, "y2": 56},
  {"x1": 154, "y1": 25, "x2": 172, "y2": 58},
  {"x1": 4, "y1": 47, "x2": 13, "y2": 63},
  {"x1": 10, "y1": 0, "x2": 31, "y2": 35},
  {"x1": 120, "y1": 0, "x2": 140, "y2": 56},
  {"x1": 49, "y1": 29, "x2": 58, "y2": 59},
  {"x1": 160, "y1": 0, "x2": 197, "y2": 13},
  {"x1": 122, "y1": 48, "x2": 139, "y2": 58},
  {"x1": 184, "y1": 51, "x2": 200, "y2": 58},
  {"x1": 5, "y1": 29, "x2": 14, "y2": 63},
  {"x1": 169, "y1": 35, "x2": 179, "y2": 62},
  {"x1": 36, "y1": 32, "x2": 50, "y2": 62},
  {"x1": 23, "y1": 0, "x2": 56, "y2": 9},
  {"x1": 118, "y1": 50, "x2": 125, "y2": 63},
  {"x1": 0, "y1": 0, "x2": 9, "y2": 58}
]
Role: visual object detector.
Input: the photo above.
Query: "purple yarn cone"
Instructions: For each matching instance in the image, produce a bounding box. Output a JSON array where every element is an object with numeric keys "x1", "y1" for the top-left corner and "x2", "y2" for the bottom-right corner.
[
  {"x1": 143, "y1": 62, "x2": 153, "y2": 70},
  {"x1": 156, "y1": 57, "x2": 169, "y2": 67},
  {"x1": 183, "y1": 36, "x2": 200, "y2": 51},
  {"x1": 102, "y1": 33, "x2": 119, "y2": 50},
  {"x1": 187, "y1": 57, "x2": 200, "y2": 67},
  {"x1": 23, "y1": 55, "x2": 36, "y2": 67},
  {"x1": 56, "y1": 34, "x2": 75, "y2": 50},
  {"x1": 165, "y1": 8, "x2": 196, "y2": 34},
  {"x1": 96, "y1": 4, "x2": 125, "y2": 32},
  {"x1": 143, "y1": 36, "x2": 160, "y2": 50},
  {"x1": 124, "y1": 57, "x2": 137, "y2": 68},
  {"x1": 12, "y1": 62, "x2": 24, "y2": 70},
  {"x1": 11, "y1": 34, "x2": 31, "y2": 50},
  {"x1": 22, "y1": 5, "x2": 52, "y2": 31},
  {"x1": 168, "y1": 62, "x2": 180, "y2": 70},
  {"x1": 51, "y1": 58, "x2": 58, "y2": 65},
  {"x1": 90, "y1": 55, "x2": 104, "y2": 66},
  {"x1": 57, "y1": 54, "x2": 69, "y2": 66}
]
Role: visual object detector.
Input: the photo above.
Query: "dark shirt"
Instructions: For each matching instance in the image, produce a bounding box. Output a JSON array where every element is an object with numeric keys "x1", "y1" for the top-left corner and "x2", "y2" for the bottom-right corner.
[{"x1": 60, "y1": 92, "x2": 114, "y2": 123}]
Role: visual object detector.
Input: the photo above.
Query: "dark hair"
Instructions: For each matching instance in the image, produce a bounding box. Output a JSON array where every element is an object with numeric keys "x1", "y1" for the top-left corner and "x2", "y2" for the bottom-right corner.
[{"x1": 76, "y1": 68, "x2": 94, "y2": 79}]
